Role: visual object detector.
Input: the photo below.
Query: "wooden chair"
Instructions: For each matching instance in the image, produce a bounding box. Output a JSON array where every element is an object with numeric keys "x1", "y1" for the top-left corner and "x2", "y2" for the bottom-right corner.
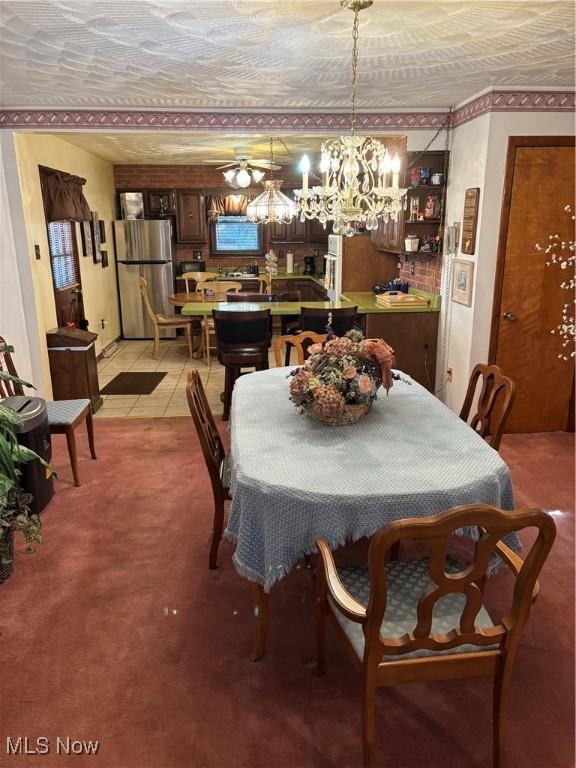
[
  {"x1": 258, "y1": 274, "x2": 272, "y2": 294},
  {"x1": 212, "y1": 308, "x2": 271, "y2": 420},
  {"x1": 138, "y1": 276, "x2": 194, "y2": 360},
  {"x1": 274, "y1": 331, "x2": 327, "y2": 367},
  {"x1": 283, "y1": 305, "x2": 358, "y2": 365},
  {"x1": 198, "y1": 282, "x2": 242, "y2": 364},
  {"x1": 186, "y1": 370, "x2": 231, "y2": 569},
  {"x1": 183, "y1": 271, "x2": 218, "y2": 292},
  {"x1": 1, "y1": 337, "x2": 96, "y2": 487},
  {"x1": 315, "y1": 503, "x2": 556, "y2": 768},
  {"x1": 460, "y1": 363, "x2": 516, "y2": 451}
]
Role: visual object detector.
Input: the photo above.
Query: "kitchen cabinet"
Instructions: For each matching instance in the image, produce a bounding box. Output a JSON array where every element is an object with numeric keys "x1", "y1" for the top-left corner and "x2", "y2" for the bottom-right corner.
[
  {"x1": 371, "y1": 215, "x2": 404, "y2": 253},
  {"x1": 272, "y1": 278, "x2": 327, "y2": 301},
  {"x1": 176, "y1": 191, "x2": 206, "y2": 243},
  {"x1": 307, "y1": 217, "x2": 331, "y2": 242},
  {"x1": 268, "y1": 216, "x2": 307, "y2": 243},
  {"x1": 148, "y1": 190, "x2": 176, "y2": 216},
  {"x1": 364, "y1": 311, "x2": 439, "y2": 391}
]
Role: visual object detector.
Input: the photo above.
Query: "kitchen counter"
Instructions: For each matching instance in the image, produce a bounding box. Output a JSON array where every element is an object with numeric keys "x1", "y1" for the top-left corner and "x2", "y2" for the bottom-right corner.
[
  {"x1": 181, "y1": 298, "x2": 357, "y2": 316},
  {"x1": 341, "y1": 289, "x2": 441, "y2": 313}
]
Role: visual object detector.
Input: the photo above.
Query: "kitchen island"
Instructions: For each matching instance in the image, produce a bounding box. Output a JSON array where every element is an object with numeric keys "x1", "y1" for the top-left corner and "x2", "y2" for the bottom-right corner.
[{"x1": 181, "y1": 282, "x2": 440, "y2": 390}]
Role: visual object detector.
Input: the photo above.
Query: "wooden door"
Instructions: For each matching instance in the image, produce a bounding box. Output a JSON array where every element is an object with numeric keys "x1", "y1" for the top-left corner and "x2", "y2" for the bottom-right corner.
[
  {"x1": 176, "y1": 191, "x2": 206, "y2": 243},
  {"x1": 47, "y1": 221, "x2": 85, "y2": 328},
  {"x1": 290, "y1": 216, "x2": 307, "y2": 242},
  {"x1": 491, "y1": 137, "x2": 575, "y2": 432}
]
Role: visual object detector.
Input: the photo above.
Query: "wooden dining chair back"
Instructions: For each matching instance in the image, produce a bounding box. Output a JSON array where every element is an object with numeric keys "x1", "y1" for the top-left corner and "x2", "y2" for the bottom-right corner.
[
  {"x1": 315, "y1": 503, "x2": 556, "y2": 768},
  {"x1": 258, "y1": 274, "x2": 272, "y2": 294},
  {"x1": 460, "y1": 363, "x2": 516, "y2": 450},
  {"x1": 300, "y1": 305, "x2": 358, "y2": 336},
  {"x1": 197, "y1": 281, "x2": 242, "y2": 299},
  {"x1": 0, "y1": 336, "x2": 96, "y2": 487},
  {"x1": 188, "y1": 271, "x2": 218, "y2": 292},
  {"x1": 274, "y1": 331, "x2": 327, "y2": 367},
  {"x1": 212, "y1": 308, "x2": 272, "y2": 420},
  {"x1": 0, "y1": 337, "x2": 25, "y2": 397},
  {"x1": 138, "y1": 276, "x2": 194, "y2": 359},
  {"x1": 186, "y1": 370, "x2": 231, "y2": 569}
]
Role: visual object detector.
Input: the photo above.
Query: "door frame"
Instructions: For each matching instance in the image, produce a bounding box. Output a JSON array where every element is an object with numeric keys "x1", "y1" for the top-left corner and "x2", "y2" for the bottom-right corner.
[
  {"x1": 39, "y1": 164, "x2": 86, "y2": 328},
  {"x1": 488, "y1": 135, "x2": 575, "y2": 363},
  {"x1": 488, "y1": 135, "x2": 575, "y2": 431}
]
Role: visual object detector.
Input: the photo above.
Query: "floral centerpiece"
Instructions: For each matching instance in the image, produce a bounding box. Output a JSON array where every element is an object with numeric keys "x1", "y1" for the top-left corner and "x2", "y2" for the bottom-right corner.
[{"x1": 288, "y1": 329, "x2": 395, "y2": 426}]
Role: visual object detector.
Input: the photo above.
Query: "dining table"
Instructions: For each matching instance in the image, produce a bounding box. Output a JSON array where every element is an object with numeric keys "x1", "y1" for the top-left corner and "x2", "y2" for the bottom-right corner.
[{"x1": 225, "y1": 366, "x2": 516, "y2": 660}]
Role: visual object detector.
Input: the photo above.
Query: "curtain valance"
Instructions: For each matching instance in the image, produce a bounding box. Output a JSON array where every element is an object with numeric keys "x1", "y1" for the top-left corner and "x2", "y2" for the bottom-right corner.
[
  {"x1": 206, "y1": 194, "x2": 254, "y2": 222},
  {"x1": 41, "y1": 169, "x2": 91, "y2": 222}
]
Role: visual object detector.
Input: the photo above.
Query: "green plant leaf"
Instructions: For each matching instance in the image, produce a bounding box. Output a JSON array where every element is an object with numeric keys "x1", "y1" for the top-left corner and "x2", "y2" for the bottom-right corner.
[
  {"x1": 0, "y1": 370, "x2": 34, "y2": 389},
  {"x1": 0, "y1": 475, "x2": 15, "y2": 496},
  {"x1": 0, "y1": 344, "x2": 15, "y2": 354},
  {"x1": 0, "y1": 403, "x2": 23, "y2": 427}
]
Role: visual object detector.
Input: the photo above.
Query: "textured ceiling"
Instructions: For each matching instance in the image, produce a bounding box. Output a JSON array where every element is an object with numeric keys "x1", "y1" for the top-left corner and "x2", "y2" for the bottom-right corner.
[
  {"x1": 0, "y1": 1, "x2": 574, "y2": 110},
  {"x1": 50, "y1": 132, "x2": 333, "y2": 164}
]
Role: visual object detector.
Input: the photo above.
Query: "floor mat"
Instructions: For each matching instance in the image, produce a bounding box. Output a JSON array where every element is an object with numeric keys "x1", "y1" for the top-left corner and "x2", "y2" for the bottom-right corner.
[{"x1": 100, "y1": 371, "x2": 167, "y2": 395}]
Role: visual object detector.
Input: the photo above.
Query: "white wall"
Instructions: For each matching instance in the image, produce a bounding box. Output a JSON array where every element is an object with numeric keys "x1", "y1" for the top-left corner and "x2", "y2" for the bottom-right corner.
[{"x1": 438, "y1": 110, "x2": 575, "y2": 412}]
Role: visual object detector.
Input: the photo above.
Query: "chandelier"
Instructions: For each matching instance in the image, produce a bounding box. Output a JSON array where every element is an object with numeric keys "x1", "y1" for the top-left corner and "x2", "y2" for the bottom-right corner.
[
  {"x1": 294, "y1": 0, "x2": 407, "y2": 237},
  {"x1": 246, "y1": 139, "x2": 296, "y2": 224}
]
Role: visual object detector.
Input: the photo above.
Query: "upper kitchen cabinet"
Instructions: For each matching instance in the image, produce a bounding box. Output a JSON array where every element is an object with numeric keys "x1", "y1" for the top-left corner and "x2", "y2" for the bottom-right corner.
[
  {"x1": 268, "y1": 213, "x2": 307, "y2": 243},
  {"x1": 371, "y1": 215, "x2": 404, "y2": 253},
  {"x1": 176, "y1": 191, "x2": 207, "y2": 243},
  {"x1": 148, "y1": 190, "x2": 176, "y2": 216},
  {"x1": 307, "y1": 217, "x2": 330, "y2": 242}
]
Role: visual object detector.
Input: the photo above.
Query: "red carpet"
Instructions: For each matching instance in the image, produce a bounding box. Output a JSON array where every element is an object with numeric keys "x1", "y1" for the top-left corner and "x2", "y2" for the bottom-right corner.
[{"x1": 1, "y1": 421, "x2": 574, "y2": 768}]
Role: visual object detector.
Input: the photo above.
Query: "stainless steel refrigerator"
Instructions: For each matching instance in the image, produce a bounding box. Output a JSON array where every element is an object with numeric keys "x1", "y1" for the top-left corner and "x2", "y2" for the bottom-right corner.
[{"x1": 114, "y1": 219, "x2": 176, "y2": 339}]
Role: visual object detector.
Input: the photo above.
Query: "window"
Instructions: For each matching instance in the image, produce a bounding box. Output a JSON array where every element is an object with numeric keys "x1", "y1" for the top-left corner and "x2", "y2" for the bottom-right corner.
[
  {"x1": 211, "y1": 215, "x2": 263, "y2": 255},
  {"x1": 48, "y1": 221, "x2": 79, "y2": 289}
]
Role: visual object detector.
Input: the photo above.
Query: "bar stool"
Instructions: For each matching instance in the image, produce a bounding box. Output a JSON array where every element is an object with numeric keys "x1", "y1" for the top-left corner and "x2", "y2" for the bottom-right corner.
[
  {"x1": 212, "y1": 309, "x2": 271, "y2": 421},
  {"x1": 284, "y1": 305, "x2": 359, "y2": 364}
]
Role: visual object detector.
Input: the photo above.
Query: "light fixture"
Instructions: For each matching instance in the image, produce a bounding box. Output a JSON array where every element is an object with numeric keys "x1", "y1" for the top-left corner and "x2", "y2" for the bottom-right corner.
[
  {"x1": 294, "y1": 0, "x2": 407, "y2": 237},
  {"x1": 247, "y1": 138, "x2": 296, "y2": 225},
  {"x1": 220, "y1": 157, "x2": 267, "y2": 188}
]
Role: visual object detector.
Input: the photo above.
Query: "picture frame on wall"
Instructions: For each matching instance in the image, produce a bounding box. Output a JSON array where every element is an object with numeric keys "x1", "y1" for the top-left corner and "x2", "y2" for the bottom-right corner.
[
  {"x1": 101, "y1": 250, "x2": 109, "y2": 269},
  {"x1": 98, "y1": 219, "x2": 106, "y2": 244},
  {"x1": 91, "y1": 211, "x2": 102, "y2": 263},
  {"x1": 80, "y1": 220, "x2": 93, "y2": 259},
  {"x1": 451, "y1": 258, "x2": 475, "y2": 306}
]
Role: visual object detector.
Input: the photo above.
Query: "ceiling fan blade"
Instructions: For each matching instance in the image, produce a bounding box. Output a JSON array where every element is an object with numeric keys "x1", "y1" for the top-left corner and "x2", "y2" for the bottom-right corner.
[
  {"x1": 214, "y1": 162, "x2": 237, "y2": 170},
  {"x1": 251, "y1": 161, "x2": 281, "y2": 170}
]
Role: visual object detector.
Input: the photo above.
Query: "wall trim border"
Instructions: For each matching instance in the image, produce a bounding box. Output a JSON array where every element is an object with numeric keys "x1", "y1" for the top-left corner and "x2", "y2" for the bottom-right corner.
[{"x1": 0, "y1": 91, "x2": 573, "y2": 132}]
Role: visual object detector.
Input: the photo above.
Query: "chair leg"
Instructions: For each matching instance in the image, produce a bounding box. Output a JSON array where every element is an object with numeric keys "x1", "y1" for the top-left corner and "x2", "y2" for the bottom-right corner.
[
  {"x1": 185, "y1": 323, "x2": 193, "y2": 357},
  {"x1": 204, "y1": 322, "x2": 211, "y2": 365},
  {"x1": 284, "y1": 342, "x2": 292, "y2": 367},
  {"x1": 362, "y1": 666, "x2": 378, "y2": 768},
  {"x1": 65, "y1": 426, "x2": 80, "y2": 487},
  {"x1": 152, "y1": 325, "x2": 160, "y2": 360},
  {"x1": 209, "y1": 496, "x2": 225, "y2": 570},
  {"x1": 493, "y1": 655, "x2": 513, "y2": 768},
  {"x1": 223, "y1": 366, "x2": 235, "y2": 421},
  {"x1": 86, "y1": 410, "x2": 97, "y2": 459}
]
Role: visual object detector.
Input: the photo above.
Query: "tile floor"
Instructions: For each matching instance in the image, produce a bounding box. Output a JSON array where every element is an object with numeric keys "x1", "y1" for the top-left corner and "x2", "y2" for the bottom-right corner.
[{"x1": 96, "y1": 338, "x2": 275, "y2": 418}]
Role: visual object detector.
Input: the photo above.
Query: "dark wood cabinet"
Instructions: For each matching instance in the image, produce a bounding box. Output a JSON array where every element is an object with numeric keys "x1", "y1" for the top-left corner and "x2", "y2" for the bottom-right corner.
[
  {"x1": 272, "y1": 277, "x2": 327, "y2": 301},
  {"x1": 364, "y1": 311, "x2": 439, "y2": 391},
  {"x1": 176, "y1": 191, "x2": 206, "y2": 243},
  {"x1": 371, "y1": 216, "x2": 404, "y2": 253},
  {"x1": 46, "y1": 328, "x2": 103, "y2": 412},
  {"x1": 307, "y1": 217, "x2": 331, "y2": 242},
  {"x1": 268, "y1": 215, "x2": 307, "y2": 243},
  {"x1": 148, "y1": 190, "x2": 176, "y2": 216}
]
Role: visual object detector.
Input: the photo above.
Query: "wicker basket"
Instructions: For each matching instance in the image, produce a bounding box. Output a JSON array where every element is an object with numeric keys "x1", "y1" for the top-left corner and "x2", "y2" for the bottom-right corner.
[
  {"x1": 306, "y1": 401, "x2": 372, "y2": 426},
  {"x1": 0, "y1": 528, "x2": 14, "y2": 584}
]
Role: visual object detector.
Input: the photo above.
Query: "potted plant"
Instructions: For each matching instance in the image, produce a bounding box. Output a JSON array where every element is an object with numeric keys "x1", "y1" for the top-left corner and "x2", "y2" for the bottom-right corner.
[{"x1": 0, "y1": 343, "x2": 48, "y2": 582}]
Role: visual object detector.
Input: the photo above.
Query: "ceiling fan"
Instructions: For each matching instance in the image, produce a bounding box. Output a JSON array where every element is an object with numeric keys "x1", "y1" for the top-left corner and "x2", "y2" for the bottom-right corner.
[{"x1": 204, "y1": 151, "x2": 281, "y2": 188}]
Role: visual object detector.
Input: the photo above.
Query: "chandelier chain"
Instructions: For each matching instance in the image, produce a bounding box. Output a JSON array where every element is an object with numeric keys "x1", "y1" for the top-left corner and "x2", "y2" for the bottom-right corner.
[{"x1": 351, "y1": 9, "x2": 359, "y2": 135}]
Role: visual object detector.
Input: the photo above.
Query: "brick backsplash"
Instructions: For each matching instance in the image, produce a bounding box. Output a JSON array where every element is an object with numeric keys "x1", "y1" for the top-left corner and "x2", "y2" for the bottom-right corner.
[
  {"x1": 114, "y1": 164, "x2": 302, "y2": 190},
  {"x1": 174, "y1": 242, "x2": 320, "y2": 273},
  {"x1": 398, "y1": 254, "x2": 442, "y2": 294}
]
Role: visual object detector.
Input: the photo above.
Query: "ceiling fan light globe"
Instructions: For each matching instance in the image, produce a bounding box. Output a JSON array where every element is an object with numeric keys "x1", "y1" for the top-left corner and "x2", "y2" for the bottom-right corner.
[{"x1": 236, "y1": 169, "x2": 252, "y2": 188}]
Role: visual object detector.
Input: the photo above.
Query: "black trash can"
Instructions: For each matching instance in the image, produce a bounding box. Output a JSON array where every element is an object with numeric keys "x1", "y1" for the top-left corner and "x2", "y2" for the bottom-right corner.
[{"x1": 3, "y1": 396, "x2": 54, "y2": 515}]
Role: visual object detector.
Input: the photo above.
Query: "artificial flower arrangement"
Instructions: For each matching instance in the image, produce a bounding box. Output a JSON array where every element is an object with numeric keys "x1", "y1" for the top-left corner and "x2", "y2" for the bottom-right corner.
[{"x1": 288, "y1": 329, "x2": 396, "y2": 426}]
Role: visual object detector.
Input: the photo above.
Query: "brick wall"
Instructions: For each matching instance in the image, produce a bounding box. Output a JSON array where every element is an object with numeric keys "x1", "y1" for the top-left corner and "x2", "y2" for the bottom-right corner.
[{"x1": 398, "y1": 254, "x2": 442, "y2": 294}]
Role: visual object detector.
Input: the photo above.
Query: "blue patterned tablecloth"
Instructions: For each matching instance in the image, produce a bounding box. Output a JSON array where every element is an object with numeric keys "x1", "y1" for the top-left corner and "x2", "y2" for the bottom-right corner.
[{"x1": 225, "y1": 368, "x2": 515, "y2": 592}]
